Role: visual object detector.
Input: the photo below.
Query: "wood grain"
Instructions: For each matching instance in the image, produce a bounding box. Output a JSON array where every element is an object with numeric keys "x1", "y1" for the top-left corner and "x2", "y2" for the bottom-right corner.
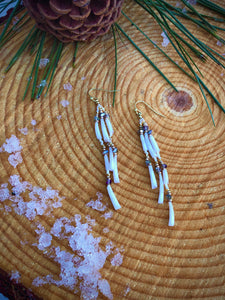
[{"x1": 0, "y1": 1, "x2": 225, "y2": 299}]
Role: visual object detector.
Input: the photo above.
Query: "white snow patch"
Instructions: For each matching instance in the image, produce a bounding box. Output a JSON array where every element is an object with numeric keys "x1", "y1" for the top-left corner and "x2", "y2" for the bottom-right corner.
[
  {"x1": 101, "y1": 211, "x2": 113, "y2": 219},
  {"x1": 187, "y1": 0, "x2": 197, "y2": 5},
  {"x1": 38, "y1": 80, "x2": 47, "y2": 88},
  {"x1": 103, "y1": 227, "x2": 109, "y2": 234},
  {"x1": 161, "y1": 31, "x2": 170, "y2": 47},
  {"x1": 111, "y1": 249, "x2": 123, "y2": 266},
  {"x1": 1, "y1": 135, "x2": 22, "y2": 153},
  {"x1": 18, "y1": 127, "x2": 28, "y2": 135},
  {"x1": 10, "y1": 271, "x2": 21, "y2": 283},
  {"x1": 32, "y1": 215, "x2": 120, "y2": 299},
  {"x1": 60, "y1": 100, "x2": 70, "y2": 107},
  {"x1": 0, "y1": 175, "x2": 63, "y2": 220},
  {"x1": 0, "y1": 135, "x2": 23, "y2": 168},
  {"x1": 8, "y1": 152, "x2": 23, "y2": 168},
  {"x1": 86, "y1": 199, "x2": 107, "y2": 212},
  {"x1": 39, "y1": 58, "x2": 49, "y2": 69},
  {"x1": 38, "y1": 232, "x2": 52, "y2": 250},
  {"x1": 31, "y1": 120, "x2": 37, "y2": 126},
  {"x1": 63, "y1": 83, "x2": 72, "y2": 91},
  {"x1": 123, "y1": 284, "x2": 131, "y2": 296}
]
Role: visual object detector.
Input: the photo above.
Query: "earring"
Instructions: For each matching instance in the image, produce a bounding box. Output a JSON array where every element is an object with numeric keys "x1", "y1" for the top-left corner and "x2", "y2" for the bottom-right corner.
[
  {"x1": 135, "y1": 101, "x2": 174, "y2": 226},
  {"x1": 88, "y1": 88, "x2": 121, "y2": 210}
]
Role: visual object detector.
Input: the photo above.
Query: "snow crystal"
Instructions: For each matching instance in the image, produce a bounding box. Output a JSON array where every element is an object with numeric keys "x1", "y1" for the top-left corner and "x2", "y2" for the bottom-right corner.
[
  {"x1": 32, "y1": 215, "x2": 123, "y2": 299},
  {"x1": 56, "y1": 115, "x2": 62, "y2": 120},
  {"x1": 103, "y1": 227, "x2": 109, "y2": 234},
  {"x1": 0, "y1": 135, "x2": 23, "y2": 168},
  {"x1": 86, "y1": 199, "x2": 107, "y2": 212},
  {"x1": 187, "y1": 0, "x2": 197, "y2": 5},
  {"x1": 175, "y1": 2, "x2": 182, "y2": 7},
  {"x1": 161, "y1": 31, "x2": 170, "y2": 47},
  {"x1": 217, "y1": 40, "x2": 223, "y2": 47},
  {"x1": 18, "y1": 127, "x2": 28, "y2": 135},
  {"x1": 31, "y1": 120, "x2": 37, "y2": 126},
  {"x1": 123, "y1": 284, "x2": 131, "y2": 296},
  {"x1": 101, "y1": 211, "x2": 113, "y2": 219},
  {"x1": 1, "y1": 135, "x2": 22, "y2": 153},
  {"x1": 5, "y1": 205, "x2": 12, "y2": 212},
  {"x1": 38, "y1": 80, "x2": 47, "y2": 88},
  {"x1": 63, "y1": 83, "x2": 72, "y2": 91},
  {"x1": 81, "y1": 77, "x2": 86, "y2": 80},
  {"x1": 111, "y1": 249, "x2": 123, "y2": 266},
  {"x1": 85, "y1": 215, "x2": 96, "y2": 227},
  {"x1": 8, "y1": 152, "x2": 23, "y2": 168},
  {"x1": 12, "y1": 16, "x2": 19, "y2": 26},
  {"x1": 60, "y1": 100, "x2": 70, "y2": 107},
  {"x1": 0, "y1": 184, "x2": 10, "y2": 202},
  {"x1": 39, "y1": 58, "x2": 49, "y2": 69},
  {"x1": 38, "y1": 232, "x2": 52, "y2": 250},
  {"x1": 10, "y1": 271, "x2": 21, "y2": 283},
  {"x1": 0, "y1": 175, "x2": 63, "y2": 220},
  {"x1": 98, "y1": 279, "x2": 113, "y2": 300},
  {"x1": 105, "y1": 241, "x2": 114, "y2": 255},
  {"x1": 1, "y1": 179, "x2": 124, "y2": 300}
]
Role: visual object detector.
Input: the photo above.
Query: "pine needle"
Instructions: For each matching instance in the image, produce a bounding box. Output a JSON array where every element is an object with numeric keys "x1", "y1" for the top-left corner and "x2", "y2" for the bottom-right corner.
[
  {"x1": 115, "y1": 23, "x2": 178, "y2": 92},
  {"x1": 197, "y1": 0, "x2": 225, "y2": 16},
  {"x1": 195, "y1": 73, "x2": 215, "y2": 126},
  {"x1": 121, "y1": 11, "x2": 196, "y2": 80},
  {"x1": 31, "y1": 31, "x2": 46, "y2": 100},
  {"x1": 44, "y1": 42, "x2": 64, "y2": 97},
  {"x1": 0, "y1": 0, "x2": 21, "y2": 42},
  {"x1": 5, "y1": 25, "x2": 37, "y2": 72},
  {"x1": 36, "y1": 39, "x2": 60, "y2": 99},
  {"x1": 0, "y1": 11, "x2": 29, "y2": 48},
  {"x1": 73, "y1": 41, "x2": 79, "y2": 68}
]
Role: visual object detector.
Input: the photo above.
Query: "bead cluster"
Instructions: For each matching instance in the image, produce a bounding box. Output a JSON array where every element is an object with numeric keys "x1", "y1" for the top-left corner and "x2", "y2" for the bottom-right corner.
[
  {"x1": 94, "y1": 103, "x2": 120, "y2": 210},
  {"x1": 137, "y1": 114, "x2": 174, "y2": 226}
]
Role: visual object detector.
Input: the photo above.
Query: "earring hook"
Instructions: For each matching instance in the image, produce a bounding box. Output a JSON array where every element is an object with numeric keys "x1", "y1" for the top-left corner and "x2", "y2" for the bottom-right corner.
[
  {"x1": 88, "y1": 88, "x2": 119, "y2": 104},
  {"x1": 135, "y1": 100, "x2": 166, "y2": 118}
]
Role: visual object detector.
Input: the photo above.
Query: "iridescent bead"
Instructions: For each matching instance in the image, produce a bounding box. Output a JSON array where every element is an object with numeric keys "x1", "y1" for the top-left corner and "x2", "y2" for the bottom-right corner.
[
  {"x1": 94, "y1": 116, "x2": 99, "y2": 121},
  {"x1": 143, "y1": 125, "x2": 148, "y2": 132},
  {"x1": 148, "y1": 130, "x2": 152, "y2": 135},
  {"x1": 102, "y1": 150, "x2": 108, "y2": 155},
  {"x1": 106, "y1": 178, "x2": 112, "y2": 185},
  {"x1": 155, "y1": 166, "x2": 161, "y2": 173},
  {"x1": 113, "y1": 147, "x2": 118, "y2": 153},
  {"x1": 99, "y1": 112, "x2": 105, "y2": 118},
  {"x1": 145, "y1": 160, "x2": 151, "y2": 166},
  {"x1": 166, "y1": 192, "x2": 172, "y2": 201}
]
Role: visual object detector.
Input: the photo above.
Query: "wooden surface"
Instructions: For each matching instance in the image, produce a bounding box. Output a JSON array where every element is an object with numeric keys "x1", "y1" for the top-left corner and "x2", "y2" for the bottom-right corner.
[{"x1": 1, "y1": 1, "x2": 225, "y2": 299}]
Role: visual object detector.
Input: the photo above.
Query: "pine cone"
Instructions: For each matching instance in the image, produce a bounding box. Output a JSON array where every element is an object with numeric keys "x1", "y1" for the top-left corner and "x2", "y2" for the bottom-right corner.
[{"x1": 23, "y1": 0, "x2": 124, "y2": 42}]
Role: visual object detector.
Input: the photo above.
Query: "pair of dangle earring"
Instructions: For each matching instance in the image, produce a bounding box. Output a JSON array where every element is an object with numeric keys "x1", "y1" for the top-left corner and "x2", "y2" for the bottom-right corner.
[
  {"x1": 135, "y1": 101, "x2": 175, "y2": 227},
  {"x1": 88, "y1": 89, "x2": 121, "y2": 210}
]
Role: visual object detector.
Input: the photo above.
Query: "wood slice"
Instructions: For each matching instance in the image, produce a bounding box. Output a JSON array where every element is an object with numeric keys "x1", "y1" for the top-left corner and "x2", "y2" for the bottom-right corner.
[{"x1": 0, "y1": 1, "x2": 225, "y2": 299}]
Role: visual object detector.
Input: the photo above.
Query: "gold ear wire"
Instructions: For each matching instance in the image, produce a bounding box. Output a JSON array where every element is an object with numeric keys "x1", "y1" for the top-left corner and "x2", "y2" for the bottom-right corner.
[
  {"x1": 135, "y1": 100, "x2": 166, "y2": 118},
  {"x1": 87, "y1": 88, "x2": 119, "y2": 104}
]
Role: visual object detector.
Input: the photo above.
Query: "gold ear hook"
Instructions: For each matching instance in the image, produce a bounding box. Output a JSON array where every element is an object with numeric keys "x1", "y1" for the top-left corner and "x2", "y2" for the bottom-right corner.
[
  {"x1": 88, "y1": 88, "x2": 119, "y2": 104},
  {"x1": 135, "y1": 100, "x2": 166, "y2": 118}
]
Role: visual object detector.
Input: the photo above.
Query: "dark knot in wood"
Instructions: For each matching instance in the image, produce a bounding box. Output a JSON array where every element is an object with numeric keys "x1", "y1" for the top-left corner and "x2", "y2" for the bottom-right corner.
[{"x1": 166, "y1": 90, "x2": 193, "y2": 113}]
